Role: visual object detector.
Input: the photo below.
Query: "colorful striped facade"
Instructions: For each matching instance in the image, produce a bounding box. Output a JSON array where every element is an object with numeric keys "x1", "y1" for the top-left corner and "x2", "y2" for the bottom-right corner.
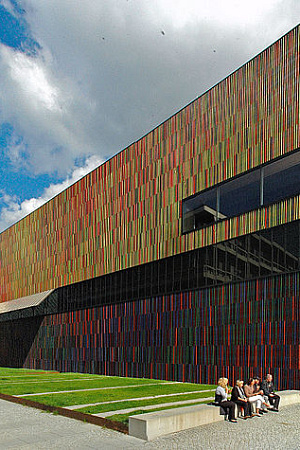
[
  {"x1": 0, "y1": 25, "x2": 299, "y2": 389},
  {"x1": 23, "y1": 270, "x2": 300, "y2": 389}
]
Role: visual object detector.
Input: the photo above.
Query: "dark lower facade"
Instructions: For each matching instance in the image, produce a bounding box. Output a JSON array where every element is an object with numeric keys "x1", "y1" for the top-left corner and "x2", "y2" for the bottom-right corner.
[{"x1": 1, "y1": 219, "x2": 300, "y2": 390}]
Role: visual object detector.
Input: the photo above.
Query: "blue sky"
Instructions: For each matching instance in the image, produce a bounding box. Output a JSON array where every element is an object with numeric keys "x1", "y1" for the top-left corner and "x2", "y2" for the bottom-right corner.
[
  {"x1": 0, "y1": 3, "x2": 40, "y2": 198},
  {"x1": 0, "y1": 0, "x2": 299, "y2": 232}
]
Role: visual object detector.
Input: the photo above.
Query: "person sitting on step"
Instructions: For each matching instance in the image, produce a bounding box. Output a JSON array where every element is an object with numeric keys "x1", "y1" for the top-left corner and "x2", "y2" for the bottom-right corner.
[
  {"x1": 244, "y1": 378, "x2": 269, "y2": 416},
  {"x1": 253, "y1": 376, "x2": 269, "y2": 413},
  {"x1": 231, "y1": 379, "x2": 252, "y2": 419},
  {"x1": 215, "y1": 377, "x2": 237, "y2": 423},
  {"x1": 261, "y1": 374, "x2": 280, "y2": 412}
]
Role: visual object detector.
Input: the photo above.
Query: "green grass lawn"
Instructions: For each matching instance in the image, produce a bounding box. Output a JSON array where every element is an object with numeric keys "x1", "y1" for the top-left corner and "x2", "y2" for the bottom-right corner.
[
  {"x1": 18, "y1": 382, "x2": 214, "y2": 407},
  {"x1": 0, "y1": 374, "x2": 167, "y2": 395},
  {"x1": 0, "y1": 368, "x2": 216, "y2": 426},
  {"x1": 77, "y1": 390, "x2": 213, "y2": 414}
]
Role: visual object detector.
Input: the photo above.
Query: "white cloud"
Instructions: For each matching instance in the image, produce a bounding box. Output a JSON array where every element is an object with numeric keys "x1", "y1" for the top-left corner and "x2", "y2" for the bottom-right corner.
[
  {"x1": 8, "y1": 49, "x2": 60, "y2": 111},
  {"x1": 154, "y1": 0, "x2": 284, "y2": 28},
  {"x1": 0, "y1": 43, "x2": 97, "y2": 174},
  {"x1": 0, "y1": 155, "x2": 103, "y2": 232}
]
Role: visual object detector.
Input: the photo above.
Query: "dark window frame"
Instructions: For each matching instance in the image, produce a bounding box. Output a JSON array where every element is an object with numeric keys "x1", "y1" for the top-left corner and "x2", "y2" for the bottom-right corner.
[{"x1": 182, "y1": 147, "x2": 300, "y2": 234}]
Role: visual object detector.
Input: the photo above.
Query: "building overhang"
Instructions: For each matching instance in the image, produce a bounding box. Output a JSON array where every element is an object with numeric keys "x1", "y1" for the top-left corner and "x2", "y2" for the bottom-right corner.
[{"x1": 0, "y1": 290, "x2": 56, "y2": 322}]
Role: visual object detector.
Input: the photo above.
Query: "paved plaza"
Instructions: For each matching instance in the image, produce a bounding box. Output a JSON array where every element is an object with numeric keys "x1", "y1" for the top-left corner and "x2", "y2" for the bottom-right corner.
[{"x1": 1, "y1": 398, "x2": 300, "y2": 449}]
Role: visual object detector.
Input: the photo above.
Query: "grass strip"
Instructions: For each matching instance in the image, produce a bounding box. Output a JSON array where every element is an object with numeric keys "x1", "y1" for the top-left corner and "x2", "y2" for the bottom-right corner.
[
  {"x1": 76, "y1": 391, "x2": 214, "y2": 414},
  {"x1": 0, "y1": 379, "x2": 166, "y2": 396},
  {"x1": 109, "y1": 400, "x2": 212, "y2": 425},
  {"x1": 19, "y1": 383, "x2": 216, "y2": 407},
  {"x1": 0, "y1": 377, "x2": 106, "y2": 385}
]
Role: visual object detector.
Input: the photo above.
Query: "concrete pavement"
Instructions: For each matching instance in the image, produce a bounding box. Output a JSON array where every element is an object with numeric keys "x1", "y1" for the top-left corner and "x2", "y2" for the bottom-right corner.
[{"x1": 1, "y1": 398, "x2": 300, "y2": 449}]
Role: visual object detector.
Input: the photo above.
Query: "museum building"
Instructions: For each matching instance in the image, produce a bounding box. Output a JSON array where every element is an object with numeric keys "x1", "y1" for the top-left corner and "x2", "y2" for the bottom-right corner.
[{"x1": 0, "y1": 25, "x2": 299, "y2": 389}]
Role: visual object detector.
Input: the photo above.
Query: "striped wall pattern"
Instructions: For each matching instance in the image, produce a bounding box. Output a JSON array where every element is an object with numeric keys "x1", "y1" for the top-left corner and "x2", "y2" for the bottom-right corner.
[
  {"x1": 24, "y1": 271, "x2": 300, "y2": 390},
  {"x1": 0, "y1": 25, "x2": 299, "y2": 302}
]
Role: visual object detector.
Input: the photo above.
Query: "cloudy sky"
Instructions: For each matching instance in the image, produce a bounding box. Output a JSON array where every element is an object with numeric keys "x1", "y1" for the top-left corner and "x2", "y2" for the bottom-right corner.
[{"x1": 0, "y1": 0, "x2": 299, "y2": 232}]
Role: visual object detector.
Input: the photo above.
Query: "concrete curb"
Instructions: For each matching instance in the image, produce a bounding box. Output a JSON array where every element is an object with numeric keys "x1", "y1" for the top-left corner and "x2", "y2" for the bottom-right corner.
[
  {"x1": 0, "y1": 392, "x2": 128, "y2": 434},
  {"x1": 128, "y1": 390, "x2": 300, "y2": 441}
]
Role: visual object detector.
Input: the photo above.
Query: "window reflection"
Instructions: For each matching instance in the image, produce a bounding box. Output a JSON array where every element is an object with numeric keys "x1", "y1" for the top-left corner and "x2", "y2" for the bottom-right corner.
[
  {"x1": 5, "y1": 219, "x2": 299, "y2": 323},
  {"x1": 264, "y1": 154, "x2": 300, "y2": 205},
  {"x1": 219, "y1": 170, "x2": 260, "y2": 217},
  {"x1": 51, "y1": 220, "x2": 300, "y2": 315},
  {"x1": 183, "y1": 189, "x2": 217, "y2": 232}
]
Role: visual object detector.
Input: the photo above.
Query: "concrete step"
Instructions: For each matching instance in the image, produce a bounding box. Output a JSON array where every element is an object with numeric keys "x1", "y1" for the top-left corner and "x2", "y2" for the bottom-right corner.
[{"x1": 129, "y1": 390, "x2": 300, "y2": 441}]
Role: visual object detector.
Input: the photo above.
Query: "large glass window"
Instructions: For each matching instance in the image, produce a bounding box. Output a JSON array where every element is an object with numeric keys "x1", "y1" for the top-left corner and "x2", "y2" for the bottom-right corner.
[
  {"x1": 219, "y1": 170, "x2": 260, "y2": 217},
  {"x1": 263, "y1": 152, "x2": 300, "y2": 205},
  {"x1": 183, "y1": 148, "x2": 300, "y2": 233},
  {"x1": 53, "y1": 219, "x2": 300, "y2": 315}
]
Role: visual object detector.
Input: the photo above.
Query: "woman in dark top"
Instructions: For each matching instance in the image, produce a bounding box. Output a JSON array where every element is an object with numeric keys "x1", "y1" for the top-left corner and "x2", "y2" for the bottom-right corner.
[{"x1": 231, "y1": 380, "x2": 252, "y2": 419}]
